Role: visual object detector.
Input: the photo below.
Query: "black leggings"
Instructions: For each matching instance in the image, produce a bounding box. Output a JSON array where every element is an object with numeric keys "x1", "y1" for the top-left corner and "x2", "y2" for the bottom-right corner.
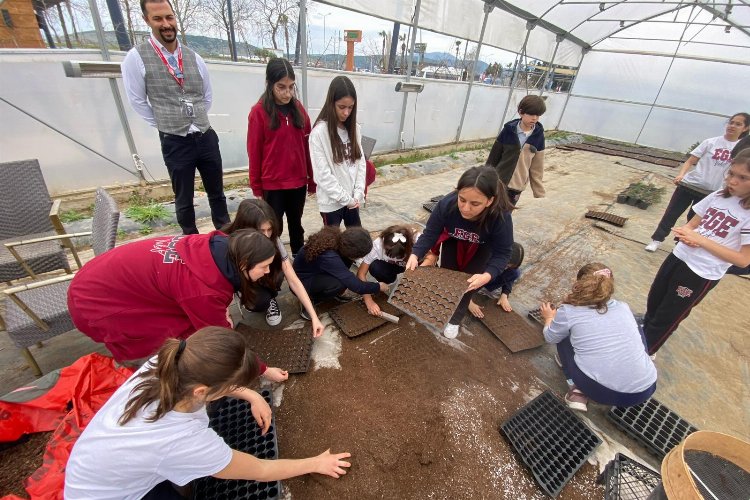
[
  {"x1": 368, "y1": 259, "x2": 405, "y2": 284},
  {"x1": 439, "y1": 239, "x2": 491, "y2": 325}
]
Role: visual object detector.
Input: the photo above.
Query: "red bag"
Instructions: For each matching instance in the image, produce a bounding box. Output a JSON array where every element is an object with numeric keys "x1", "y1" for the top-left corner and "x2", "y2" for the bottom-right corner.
[{"x1": 365, "y1": 160, "x2": 377, "y2": 198}]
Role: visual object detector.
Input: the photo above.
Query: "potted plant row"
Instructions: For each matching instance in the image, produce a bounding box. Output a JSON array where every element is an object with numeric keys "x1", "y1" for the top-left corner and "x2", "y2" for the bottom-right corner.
[{"x1": 616, "y1": 182, "x2": 666, "y2": 210}]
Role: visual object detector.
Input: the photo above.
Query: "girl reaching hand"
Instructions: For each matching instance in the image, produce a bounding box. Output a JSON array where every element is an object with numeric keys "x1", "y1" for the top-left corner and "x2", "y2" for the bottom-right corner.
[{"x1": 65, "y1": 327, "x2": 350, "y2": 500}]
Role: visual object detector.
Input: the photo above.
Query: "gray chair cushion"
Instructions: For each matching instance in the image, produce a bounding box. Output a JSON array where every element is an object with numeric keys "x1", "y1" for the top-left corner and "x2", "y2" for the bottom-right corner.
[{"x1": 5, "y1": 281, "x2": 74, "y2": 349}]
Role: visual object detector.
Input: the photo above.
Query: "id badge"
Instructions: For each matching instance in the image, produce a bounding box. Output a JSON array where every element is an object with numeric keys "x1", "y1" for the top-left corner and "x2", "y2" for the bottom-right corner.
[{"x1": 180, "y1": 98, "x2": 195, "y2": 118}]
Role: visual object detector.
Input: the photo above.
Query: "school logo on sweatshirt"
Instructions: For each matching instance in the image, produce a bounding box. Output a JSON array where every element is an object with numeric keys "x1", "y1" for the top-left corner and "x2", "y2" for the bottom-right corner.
[
  {"x1": 452, "y1": 228, "x2": 480, "y2": 243},
  {"x1": 150, "y1": 235, "x2": 186, "y2": 264},
  {"x1": 698, "y1": 207, "x2": 739, "y2": 239},
  {"x1": 676, "y1": 285, "x2": 693, "y2": 298}
]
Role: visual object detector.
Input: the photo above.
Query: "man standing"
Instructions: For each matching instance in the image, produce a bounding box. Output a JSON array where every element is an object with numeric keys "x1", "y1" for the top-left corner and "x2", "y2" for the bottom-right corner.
[{"x1": 121, "y1": 0, "x2": 229, "y2": 234}]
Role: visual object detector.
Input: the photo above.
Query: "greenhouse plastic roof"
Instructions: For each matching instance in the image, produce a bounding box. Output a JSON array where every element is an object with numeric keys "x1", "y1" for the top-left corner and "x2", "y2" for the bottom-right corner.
[{"x1": 319, "y1": 0, "x2": 750, "y2": 67}]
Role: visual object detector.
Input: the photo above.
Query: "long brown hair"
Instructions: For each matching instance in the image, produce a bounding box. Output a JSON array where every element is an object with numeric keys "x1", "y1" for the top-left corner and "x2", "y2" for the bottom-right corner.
[
  {"x1": 228, "y1": 228, "x2": 277, "y2": 309},
  {"x1": 223, "y1": 199, "x2": 283, "y2": 290},
  {"x1": 454, "y1": 166, "x2": 515, "y2": 233},
  {"x1": 261, "y1": 58, "x2": 305, "y2": 130},
  {"x1": 303, "y1": 226, "x2": 373, "y2": 262},
  {"x1": 720, "y1": 151, "x2": 750, "y2": 209},
  {"x1": 314, "y1": 76, "x2": 362, "y2": 164},
  {"x1": 563, "y1": 262, "x2": 615, "y2": 313},
  {"x1": 119, "y1": 327, "x2": 260, "y2": 425}
]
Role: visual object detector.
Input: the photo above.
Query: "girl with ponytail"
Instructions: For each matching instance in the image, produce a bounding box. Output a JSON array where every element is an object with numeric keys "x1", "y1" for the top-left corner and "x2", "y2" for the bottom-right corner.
[
  {"x1": 65, "y1": 327, "x2": 351, "y2": 499},
  {"x1": 540, "y1": 263, "x2": 657, "y2": 413}
]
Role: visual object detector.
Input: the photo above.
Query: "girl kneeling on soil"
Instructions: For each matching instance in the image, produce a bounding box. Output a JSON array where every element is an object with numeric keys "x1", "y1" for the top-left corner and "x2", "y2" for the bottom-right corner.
[
  {"x1": 309, "y1": 76, "x2": 366, "y2": 228},
  {"x1": 293, "y1": 226, "x2": 389, "y2": 317},
  {"x1": 67, "y1": 229, "x2": 287, "y2": 382},
  {"x1": 356, "y1": 224, "x2": 420, "y2": 316},
  {"x1": 405, "y1": 166, "x2": 515, "y2": 339},
  {"x1": 540, "y1": 263, "x2": 657, "y2": 412},
  {"x1": 643, "y1": 150, "x2": 750, "y2": 354},
  {"x1": 223, "y1": 199, "x2": 323, "y2": 337},
  {"x1": 64, "y1": 327, "x2": 350, "y2": 500}
]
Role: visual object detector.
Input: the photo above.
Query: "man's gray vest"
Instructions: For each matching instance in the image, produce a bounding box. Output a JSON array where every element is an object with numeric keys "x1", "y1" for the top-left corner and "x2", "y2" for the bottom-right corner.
[{"x1": 135, "y1": 42, "x2": 211, "y2": 136}]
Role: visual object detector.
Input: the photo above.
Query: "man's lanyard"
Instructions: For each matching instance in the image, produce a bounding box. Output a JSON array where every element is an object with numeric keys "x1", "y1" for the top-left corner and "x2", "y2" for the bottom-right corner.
[{"x1": 148, "y1": 38, "x2": 184, "y2": 89}]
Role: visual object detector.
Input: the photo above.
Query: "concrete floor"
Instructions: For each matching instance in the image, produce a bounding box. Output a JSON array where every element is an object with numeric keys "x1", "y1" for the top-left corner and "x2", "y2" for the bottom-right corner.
[{"x1": 1, "y1": 147, "x2": 747, "y2": 459}]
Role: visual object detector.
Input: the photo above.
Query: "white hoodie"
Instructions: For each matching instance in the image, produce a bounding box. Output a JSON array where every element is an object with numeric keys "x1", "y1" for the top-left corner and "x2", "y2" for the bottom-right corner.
[{"x1": 309, "y1": 120, "x2": 366, "y2": 213}]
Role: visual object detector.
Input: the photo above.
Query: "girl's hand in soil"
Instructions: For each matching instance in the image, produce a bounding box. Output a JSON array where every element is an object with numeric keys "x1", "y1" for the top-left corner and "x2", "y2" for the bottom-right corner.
[
  {"x1": 673, "y1": 226, "x2": 703, "y2": 248},
  {"x1": 311, "y1": 317, "x2": 324, "y2": 338},
  {"x1": 405, "y1": 254, "x2": 419, "y2": 271},
  {"x1": 250, "y1": 395, "x2": 273, "y2": 434},
  {"x1": 466, "y1": 272, "x2": 491, "y2": 292},
  {"x1": 540, "y1": 302, "x2": 556, "y2": 325},
  {"x1": 263, "y1": 367, "x2": 289, "y2": 383},
  {"x1": 363, "y1": 294, "x2": 381, "y2": 316},
  {"x1": 315, "y1": 450, "x2": 352, "y2": 478},
  {"x1": 497, "y1": 293, "x2": 512, "y2": 312},
  {"x1": 468, "y1": 299, "x2": 484, "y2": 318}
]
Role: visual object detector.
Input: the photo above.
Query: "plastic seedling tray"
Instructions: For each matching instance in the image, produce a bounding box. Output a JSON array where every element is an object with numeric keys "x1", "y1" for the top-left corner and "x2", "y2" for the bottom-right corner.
[
  {"x1": 500, "y1": 390, "x2": 602, "y2": 498},
  {"x1": 239, "y1": 326, "x2": 314, "y2": 374},
  {"x1": 194, "y1": 391, "x2": 280, "y2": 500},
  {"x1": 478, "y1": 306, "x2": 544, "y2": 352},
  {"x1": 329, "y1": 297, "x2": 402, "y2": 338},
  {"x1": 598, "y1": 453, "x2": 661, "y2": 500},
  {"x1": 607, "y1": 398, "x2": 698, "y2": 460},
  {"x1": 584, "y1": 210, "x2": 628, "y2": 227},
  {"x1": 422, "y1": 201, "x2": 437, "y2": 213},
  {"x1": 527, "y1": 307, "x2": 545, "y2": 327}
]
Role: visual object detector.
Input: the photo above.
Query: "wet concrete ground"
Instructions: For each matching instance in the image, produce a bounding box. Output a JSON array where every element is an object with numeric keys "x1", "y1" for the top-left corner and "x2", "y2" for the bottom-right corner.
[{"x1": 1, "y1": 147, "x2": 747, "y2": 472}]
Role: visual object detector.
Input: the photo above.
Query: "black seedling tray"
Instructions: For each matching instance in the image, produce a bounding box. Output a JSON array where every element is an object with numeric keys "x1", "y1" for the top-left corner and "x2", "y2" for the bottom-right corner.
[
  {"x1": 598, "y1": 453, "x2": 661, "y2": 500},
  {"x1": 501, "y1": 390, "x2": 601, "y2": 498},
  {"x1": 585, "y1": 210, "x2": 628, "y2": 227},
  {"x1": 194, "y1": 391, "x2": 280, "y2": 500},
  {"x1": 429, "y1": 194, "x2": 446, "y2": 202},
  {"x1": 527, "y1": 307, "x2": 544, "y2": 327},
  {"x1": 607, "y1": 398, "x2": 698, "y2": 460},
  {"x1": 422, "y1": 201, "x2": 437, "y2": 212}
]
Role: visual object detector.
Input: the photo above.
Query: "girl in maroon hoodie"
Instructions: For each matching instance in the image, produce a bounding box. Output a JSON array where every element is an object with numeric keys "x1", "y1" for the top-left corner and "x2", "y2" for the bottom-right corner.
[
  {"x1": 67, "y1": 229, "x2": 288, "y2": 382},
  {"x1": 247, "y1": 59, "x2": 315, "y2": 256}
]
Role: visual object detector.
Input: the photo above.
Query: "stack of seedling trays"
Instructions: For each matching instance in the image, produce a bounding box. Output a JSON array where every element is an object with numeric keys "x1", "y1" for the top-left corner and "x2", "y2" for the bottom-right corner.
[
  {"x1": 608, "y1": 398, "x2": 698, "y2": 460},
  {"x1": 598, "y1": 453, "x2": 661, "y2": 499},
  {"x1": 422, "y1": 194, "x2": 445, "y2": 213},
  {"x1": 194, "y1": 390, "x2": 280, "y2": 500},
  {"x1": 501, "y1": 390, "x2": 602, "y2": 497}
]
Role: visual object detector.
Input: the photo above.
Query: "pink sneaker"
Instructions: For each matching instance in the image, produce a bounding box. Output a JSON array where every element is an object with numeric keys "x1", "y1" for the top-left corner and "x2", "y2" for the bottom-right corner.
[{"x1": 564, "y1": 387, "x2": 589, "y2": 412}]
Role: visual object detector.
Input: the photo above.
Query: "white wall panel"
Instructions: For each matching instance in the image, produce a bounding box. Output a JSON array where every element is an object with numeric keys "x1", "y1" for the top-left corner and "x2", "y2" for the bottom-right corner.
[
  {"x1": 558, "y1": 97, "x2": 651, "y2": 144},
  {"x1": 573, "y1": 51, "x2": 672, "y2": 103},
  {"x1": 638, "y1": 107, "x2": 729, "y2": 154},
  {"x1": 460, "y1": 84, "x2": 510, "y2": 141}
]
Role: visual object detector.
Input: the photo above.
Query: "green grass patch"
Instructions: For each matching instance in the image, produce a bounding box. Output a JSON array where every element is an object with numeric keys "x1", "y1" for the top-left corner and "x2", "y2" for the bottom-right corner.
[
  {"x1": 139, "y1": 226, "x2": 154, "y2": 235},
  {"x1": 126, "y1": 204, "x2": 170, "y2": 224},
  {"x1": 60, "y1": 210, "x2": 87, "y2": 223}
]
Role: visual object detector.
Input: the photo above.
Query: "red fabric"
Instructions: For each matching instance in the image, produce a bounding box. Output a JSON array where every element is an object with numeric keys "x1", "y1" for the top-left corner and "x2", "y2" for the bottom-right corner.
[
  {"x1": 67, "y1": 232, "x2": 234, "y2": 362},
  {"x1": 247, "y1": 99, "x2": 315, "y2": 197},
  {"x1": 429, "y1": 229, "x2": 479, "y2": 272},
  {"x1": 0, "y1": 354, "x2": 134, "y2": 500},
  {"x1": 364, "y1": 160, "x2": 376, "y2": 197}
]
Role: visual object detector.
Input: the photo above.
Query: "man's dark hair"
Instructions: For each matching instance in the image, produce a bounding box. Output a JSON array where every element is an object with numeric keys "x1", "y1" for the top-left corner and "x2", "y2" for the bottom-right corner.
[{"x1": 141, "y1": 0, "x2": 174, "y2": 16}]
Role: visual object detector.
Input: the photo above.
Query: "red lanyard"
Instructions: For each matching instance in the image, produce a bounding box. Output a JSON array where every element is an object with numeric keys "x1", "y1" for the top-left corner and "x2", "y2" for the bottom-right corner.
[{"x1": 149, "y1": 38, "x2": 184, "y2": 88}]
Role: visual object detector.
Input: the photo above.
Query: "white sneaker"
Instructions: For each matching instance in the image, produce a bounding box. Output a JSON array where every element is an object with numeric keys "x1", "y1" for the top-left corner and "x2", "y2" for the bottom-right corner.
[
  {"x1": 265, "y1": 298, "x2": 282, "y2": 326},
  {"x1": 443, "y1": 323, "x2": 459, "y2": 339},
  {"x1": 645, "y1": 240, "x2": 661, "y2": 252}
]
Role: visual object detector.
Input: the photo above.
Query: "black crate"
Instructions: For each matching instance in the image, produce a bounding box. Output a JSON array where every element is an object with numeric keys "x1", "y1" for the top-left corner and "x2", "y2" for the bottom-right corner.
[
  {"x1": 500, "y1": 390, "x2": 602, "y2": 498},
  {"x1": 607, "y1": 399, "x2": 698, "y2": 460},
  {"x1": 422, "y1": 201, "x2": 437, "y2": 212},
  {"x1": 194, "y1": 391, "x2": 280, "y2": 500},
  {"x1": 598, "y1": 453, "x2": 661, "y2": 500}
]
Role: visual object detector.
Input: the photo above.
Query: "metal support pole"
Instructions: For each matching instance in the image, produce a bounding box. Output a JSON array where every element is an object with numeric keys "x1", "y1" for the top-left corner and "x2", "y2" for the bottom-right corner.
[
  {"x1": 105, "y1": 0, "x2": 132, "y2": 51},
  {"x1": 539, "y1": 34, "x2": 563, "y2": 95},
  {"x1": 396, "y1": 0, "x2": 422, "y2": 150},
  {"x1": 499, "y1": 22, "x2": 533, "y2": 132},
  {"x1": 455, "y1": 3, "x2": 493, "y2": 142},
  {"x1": 35, "y1": 8, "x2": 56, "y2": 48},
  {"x1": 299, "y1": 0, "x2": 308, "y2": 108},
  {"x1": 388, "y1": 22, "x2": 400, "y2": 74},
  {"x1": 634, "y1": 6, "x2": 695, "y2": 144},
  {"x1": 556, "y1": 48, "x2": 587, "y2": 130},
  {"x1": 87, "y1": 0, "x2": 144, "y2": 185},
  {"x1": 227, "y1": 0, "x2": 238, "y2": 62}
]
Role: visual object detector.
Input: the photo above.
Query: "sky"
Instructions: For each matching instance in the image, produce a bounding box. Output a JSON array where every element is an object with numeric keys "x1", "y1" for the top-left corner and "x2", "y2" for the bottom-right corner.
[{"x1": 304, "y1": 0, "x2": 518, "y2": 66}]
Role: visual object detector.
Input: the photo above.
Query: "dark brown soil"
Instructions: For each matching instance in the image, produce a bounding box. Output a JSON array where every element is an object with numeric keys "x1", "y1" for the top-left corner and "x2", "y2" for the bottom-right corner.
[
  {"x1": 0, "y1": 432, "x2": 51, "y2": 499},
  {"x1": 275, "y1": 315, "x2": 604, "y2": 499}
]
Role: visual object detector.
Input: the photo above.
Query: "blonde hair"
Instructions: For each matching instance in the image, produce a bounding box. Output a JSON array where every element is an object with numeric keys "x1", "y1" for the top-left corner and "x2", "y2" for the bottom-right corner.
[{"x1": 563, "y1": 262, "x2": 614, "y2": 313}]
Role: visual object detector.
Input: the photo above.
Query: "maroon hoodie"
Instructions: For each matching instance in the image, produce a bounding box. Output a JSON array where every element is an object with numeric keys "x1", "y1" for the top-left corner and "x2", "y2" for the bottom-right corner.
[
  {"x1": 247, "y1": 99, "x2": 316, "y2": 197},
  {"x1": 67, "y1": 232, "x2": 266, "y2": 372}
]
